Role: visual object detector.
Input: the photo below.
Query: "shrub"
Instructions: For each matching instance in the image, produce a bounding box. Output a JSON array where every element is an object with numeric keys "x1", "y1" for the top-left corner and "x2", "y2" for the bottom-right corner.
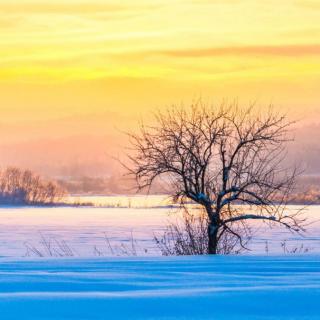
[{"x1": 154, "y1": 209, "x2": 250, "y2": 255}]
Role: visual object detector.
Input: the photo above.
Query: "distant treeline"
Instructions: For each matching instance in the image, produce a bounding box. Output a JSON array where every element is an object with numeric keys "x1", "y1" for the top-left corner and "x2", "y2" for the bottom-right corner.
[
  {"x1": 58, "y1": 174, "x2": 320, "y2": 204},
  {"x1": 0, "y1": 167, "x2": 66, "y2": 205},
  {"x1": 57, "y1": 174, "x2": 165, "y2": 195}
]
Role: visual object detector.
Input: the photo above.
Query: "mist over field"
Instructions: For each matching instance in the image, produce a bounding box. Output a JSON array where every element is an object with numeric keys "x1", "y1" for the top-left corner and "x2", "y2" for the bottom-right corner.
[{"x1": 0, "y1": 122, "x2": 320, "y2": 191}]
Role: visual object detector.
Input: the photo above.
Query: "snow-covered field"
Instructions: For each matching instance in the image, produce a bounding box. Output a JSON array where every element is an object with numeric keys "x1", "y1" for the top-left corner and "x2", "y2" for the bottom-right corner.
[
  {"x1": 0, "y1": 195, "x2": 319, "y2": 257},
  {"x1": 1, "y1": 255, "x2": 320, "y2": 319},
  {"x1": 1, "y1": 196, "x2": 320, "y2": 319}
]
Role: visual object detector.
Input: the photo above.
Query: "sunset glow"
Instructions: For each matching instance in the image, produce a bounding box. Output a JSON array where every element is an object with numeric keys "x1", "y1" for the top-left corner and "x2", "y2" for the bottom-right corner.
[{"x1": 0, "y1": 0, "x2": 320, "y2": 176}]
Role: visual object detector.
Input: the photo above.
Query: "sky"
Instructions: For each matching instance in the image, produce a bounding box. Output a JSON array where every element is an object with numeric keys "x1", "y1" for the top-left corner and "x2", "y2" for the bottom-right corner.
[{"x1": 0, "y1": 0, "x2": 320, "y2": 177}]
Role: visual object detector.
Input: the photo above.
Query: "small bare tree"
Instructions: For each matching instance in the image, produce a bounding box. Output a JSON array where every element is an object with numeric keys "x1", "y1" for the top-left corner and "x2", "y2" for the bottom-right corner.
[{"x1": 127, "y1": 102, "x2": 304, "y2": 254}]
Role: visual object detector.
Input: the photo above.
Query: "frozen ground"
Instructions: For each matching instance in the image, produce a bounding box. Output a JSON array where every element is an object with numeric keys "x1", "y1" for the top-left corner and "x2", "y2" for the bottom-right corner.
[
  {"x1": 0, "y1": 195, "x2": 319, "y2": 257},
  {"x1": 1, "y1": 255, "x2": 320, "y2": 319},
  {"x1": 1, "y1": 196, "x2": 319, "y2": 319}
]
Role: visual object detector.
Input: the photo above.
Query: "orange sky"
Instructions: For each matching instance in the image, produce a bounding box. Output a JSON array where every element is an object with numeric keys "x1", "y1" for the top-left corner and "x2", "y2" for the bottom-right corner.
[{"x1": 0, "y1": 0, "x2": 320, "y2": 176}]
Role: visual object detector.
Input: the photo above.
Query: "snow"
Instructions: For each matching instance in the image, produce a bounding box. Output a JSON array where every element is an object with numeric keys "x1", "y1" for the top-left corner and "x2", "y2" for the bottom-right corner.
[
  {"x1": 1, "y1": 255, "x2": 320, "y2": 319},
  {"x1": 0, "y1": 196, "x2": 320, "y2": 319},
  {"x1": 0, "y1": 196, "x2": 319, "y2": 257}
]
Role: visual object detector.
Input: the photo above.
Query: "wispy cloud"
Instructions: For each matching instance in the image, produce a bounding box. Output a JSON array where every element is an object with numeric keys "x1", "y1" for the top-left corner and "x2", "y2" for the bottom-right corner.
[
  {"x1": 0, "y1": 3, "x2": 154, "y2": 14},
  {"x1": 156, "y1": 44, "x2": 320, "y2": 58},
  {"x1": 294, "y1": 0, "x2": 320, "y2": 10}
]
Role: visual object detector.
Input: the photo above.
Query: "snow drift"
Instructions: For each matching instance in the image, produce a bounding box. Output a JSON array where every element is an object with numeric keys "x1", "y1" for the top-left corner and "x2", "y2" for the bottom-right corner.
[{"x1": 1, "y1": 255, "x2": 320, "y2": 319}]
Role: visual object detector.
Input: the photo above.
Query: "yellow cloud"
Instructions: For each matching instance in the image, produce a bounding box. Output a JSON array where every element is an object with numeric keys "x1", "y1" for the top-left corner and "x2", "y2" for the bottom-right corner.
[{"x1": 0, "y1": 0, "x2": 319, "y2": 121}]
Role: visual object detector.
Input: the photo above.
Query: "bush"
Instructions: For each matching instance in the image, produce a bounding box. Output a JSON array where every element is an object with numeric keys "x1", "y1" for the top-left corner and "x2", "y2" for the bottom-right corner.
[{"x1": 154, "y1": 209, "x2": 250, "y2": 255}]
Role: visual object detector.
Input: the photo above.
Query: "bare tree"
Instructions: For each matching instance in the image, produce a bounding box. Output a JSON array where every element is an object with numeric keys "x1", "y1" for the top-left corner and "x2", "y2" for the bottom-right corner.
[
  {"x1": 127, "y1": 102, "x2": 304, "y2": 254},
  {"x1": 0, "y1": 167, "x2": 66, "y2": 205}
]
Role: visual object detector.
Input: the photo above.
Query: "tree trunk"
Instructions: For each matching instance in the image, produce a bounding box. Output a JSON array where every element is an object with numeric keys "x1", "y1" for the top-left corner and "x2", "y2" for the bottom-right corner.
[{"x1": 208, "y1": 223, "x2": 218, "y2": 254}]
